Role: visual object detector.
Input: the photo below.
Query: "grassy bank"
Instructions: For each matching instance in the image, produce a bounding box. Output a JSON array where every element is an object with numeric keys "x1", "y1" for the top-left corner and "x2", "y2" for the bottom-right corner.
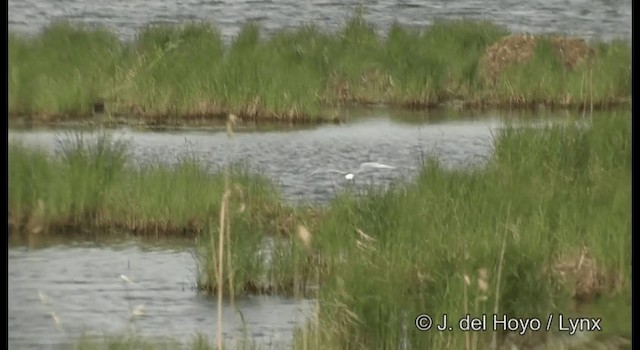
[
  {"x1": 9, "y1": 13, "x2": 630, "y2": 125},
  {"x1": 8, "y1": 133, "x2": 290, "y2": 237},
  {"x1": 8, "y1": 131, "x2": 319, "y2": 295},
  {"x1": 288, "y1": 111, "x2": 631, "y2": 349},
  {"x1": 177, "y1": 111, "x2": 630, "y2": 349},
  {"x1": 9, "y1": 111, "x2": 631, "y2": 348}
]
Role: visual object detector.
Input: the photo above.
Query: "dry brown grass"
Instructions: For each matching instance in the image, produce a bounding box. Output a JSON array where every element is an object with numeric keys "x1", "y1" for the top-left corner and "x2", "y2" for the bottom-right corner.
[
  {"x1": 25, "y1": 199, "x2": 47, "y2": 235},
  {"x1": 551, "y1": 246, "x2": 606, "y2": 304},
  {"x1": 296, "y1": 224, "x2": 314, "y2": 260},
  {"x1": 251, "y1": 202, "x2": 324, "y2": 238},
  {"x1": 480, "y1": 34, "x2": 596, "y2": 83},
  {"x1": 323, "y1": 69, "x2": 395, "y2": 105},
  {"x1": 325, "y1": 73, "x2": 351, "y2": 104}
]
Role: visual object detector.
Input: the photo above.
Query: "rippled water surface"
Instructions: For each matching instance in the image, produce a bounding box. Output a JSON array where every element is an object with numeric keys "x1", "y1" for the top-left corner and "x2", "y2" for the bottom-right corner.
[
  {"x1": 9, "y1": 0, "x2": 631, "y2": 42},
  {"x1": 9, "y1": 238, "x2": 313, "y2": 349},
  {"x1": 9, "y1": 112, "x2": 512, "y2": 204}
]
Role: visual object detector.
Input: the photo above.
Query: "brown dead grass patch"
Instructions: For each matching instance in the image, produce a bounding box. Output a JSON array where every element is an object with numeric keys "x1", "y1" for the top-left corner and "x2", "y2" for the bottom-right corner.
[
  {"x1": 186, "y1": 100, "x2": 224, "y2": 117},
  {"x1": 324, "y1": 69, "x2": 394, "y2": 104},
  {"x1": 325, "y1": 72, "x2": 351, "y2": 103},
  {"x1": 480, "y1": 34, "x2": 596, "y2": 83},
  {"x1": 551, "y1": 246, "x2": 607, "y2": 303}
]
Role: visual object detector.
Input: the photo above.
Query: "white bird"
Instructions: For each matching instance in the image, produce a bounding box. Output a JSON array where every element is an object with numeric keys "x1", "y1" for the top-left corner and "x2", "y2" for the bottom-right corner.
[
  {"x1": 120, "y1": 274, "x2": 134, "y2": 284},
  {"x1": 311, "y1": 162, "x2": 396, "y2": 181}
]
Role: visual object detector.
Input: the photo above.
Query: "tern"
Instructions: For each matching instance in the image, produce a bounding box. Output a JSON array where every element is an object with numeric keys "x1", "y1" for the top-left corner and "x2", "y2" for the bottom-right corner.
[
  {"x1": 120, "y1": 274, "x2": 134, "y2": 284},
  {"x1": 311, "y1": 162, "x2": 396, "y2": 181}
]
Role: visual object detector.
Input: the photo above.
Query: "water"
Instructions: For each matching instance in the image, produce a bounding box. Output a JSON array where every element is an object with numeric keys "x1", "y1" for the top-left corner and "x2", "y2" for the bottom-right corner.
[
  {"x1": 8, "y1": 238, "x2": 314, "y2": 349},
  {"x1": 8, "y1": 0, "x2": 631, "y2": 42},
  {"x1": 9, "y1": 112, "x2": 510, "y2": 204}
]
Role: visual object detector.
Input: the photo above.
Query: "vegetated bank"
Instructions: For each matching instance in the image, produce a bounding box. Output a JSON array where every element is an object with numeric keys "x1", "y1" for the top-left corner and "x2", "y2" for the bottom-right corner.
[
  {"x1": 7, "y1": 132, "x2": 316, "y2": 240},
  {"x1": 9, "y1": 13, "x2": 630, "y2": 126},
  {"x1": 78, "y1": 112, "x2": 633, "y2": 349},
  {"x1": 8, "y1": 130, "x2": 320, "y2": 294},
  {"x1": 198, "y1": 110, "x2": 629, "y2": 349},
  {"x1": 289, "y1": 111, "x2": 630, "y2": 349}
]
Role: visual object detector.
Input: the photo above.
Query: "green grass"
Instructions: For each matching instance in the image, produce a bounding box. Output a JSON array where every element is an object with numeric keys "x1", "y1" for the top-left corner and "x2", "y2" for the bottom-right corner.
[
  {"x1": 8, "y1": 132, "x2": 282, "y2": 236},
  {"x1": 289, "y1": 111, "x2": 631, "y2": 349},
  {"x1": 488, "y1": 38, "x2": 631, "y2": 108},
  {"x1": 193, "y1": 205, "x2": 318, "y2": 296},
  {"x1": 11, "y1": 111, "x2": 631, "y2": 348},
  {"x1": 8, "y1": 12, "x2": 630, "y2": 125},
  {"x1": 8, "y1": 130, "x2": 318, "y2": 296}
]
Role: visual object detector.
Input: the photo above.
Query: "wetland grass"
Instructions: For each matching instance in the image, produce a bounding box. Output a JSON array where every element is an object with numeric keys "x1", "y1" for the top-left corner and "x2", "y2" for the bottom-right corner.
[
  {"x1": 177, "y1": 110, "x2": 631, "y2": 348},
  {"x1": 8, "y1": 132, "x2": 284, "y2": 238},
  {"x1": 290, "y1": 112, "x2": 630, "y2": 349},
  {"x1": 16, "y1": 111, "x2": 630, "y2": 348},
  {"x1": 61, "y1": 111, "x2": 631, "y2": 348},
  {"x1": 191, "y1": 115, "x2": 322, "y2": 301},
  {"x1": 8, "y1": 126, "x2": 320, "y2": 298},
  {"x1": 9, "y1": 14, "x2": 630, "y2": 126}
]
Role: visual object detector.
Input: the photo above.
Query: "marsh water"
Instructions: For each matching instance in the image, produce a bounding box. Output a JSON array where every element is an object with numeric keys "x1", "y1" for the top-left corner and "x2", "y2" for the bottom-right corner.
[
  {"x1": 8, "y1": 0, "x2": 632, "y2": 42},
  {"x1": 8, "y1": 237, "x2": 315, "y2": 349},
  {"x1": 9, "y1": 111, "x2": 509, "y2": 204},
  {"x1": 8, "y1": 110, "x2": 587, "y2": 348}
]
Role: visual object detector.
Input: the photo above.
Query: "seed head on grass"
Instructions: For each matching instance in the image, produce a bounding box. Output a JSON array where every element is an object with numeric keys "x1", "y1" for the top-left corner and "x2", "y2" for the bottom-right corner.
[
  {"x1": 477, "y1": 268, "x2": 489, "y2": 294},
  {"x1": 296, "y1": 224, "x2": 313, "y2": 257},
  {"x1": 355, "y1": 227, "x2": 376, "y2": 242},
  {"x1": 354, "y1": 227, "x2": 377, "y2": 253}
]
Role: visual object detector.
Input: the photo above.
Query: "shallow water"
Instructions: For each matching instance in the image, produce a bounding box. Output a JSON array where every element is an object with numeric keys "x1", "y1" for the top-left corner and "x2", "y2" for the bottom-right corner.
[
  {"x1": 8, "y1": 238, "x2": 314, "y2": 349},
  {"x1": 9, "y1": 111, "x2": 518, "y2": 204},
  {"x1": 8, "y1": 0, "x2": 631, "y2": 42},
  {"x1": 8, "y1": 110, "x2": 585, "y2": 204}
]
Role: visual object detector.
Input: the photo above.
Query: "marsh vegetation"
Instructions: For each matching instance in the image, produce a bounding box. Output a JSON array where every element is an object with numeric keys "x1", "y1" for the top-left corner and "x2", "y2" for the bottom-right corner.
[
  {"x1": 8, "y1": 6, "x2": 631, "y2": 348},
  {"x1": 9, "y1": 13, "x2": 630, "y2": 126},
  {"x1": 9, "y1": 110, "x2": 631, "y2": 349}
]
